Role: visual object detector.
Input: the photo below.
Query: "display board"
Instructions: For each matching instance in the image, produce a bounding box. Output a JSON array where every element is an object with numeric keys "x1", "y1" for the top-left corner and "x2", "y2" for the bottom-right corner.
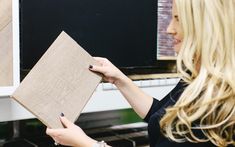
[
  {"x1": 20, "y1": 0, "x2": 158, "y2": 71},
  {"x1": 0, "y1": 0, "x2": 20, "y2": 96},
  {"x1": 12, "y1": 32, "x2": 102, "y2": 128},
  {"x1": 0, "y1": 0, "x2": 13, "y2": 86},
  {"x1": 157, "y1": 0, "x2": 176, "y2": 60}
]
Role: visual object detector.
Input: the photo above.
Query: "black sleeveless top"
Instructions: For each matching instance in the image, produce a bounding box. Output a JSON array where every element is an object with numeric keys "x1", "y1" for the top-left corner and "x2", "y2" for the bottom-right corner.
[{"x1": 144, "y1": 80, "x2": 216, "y2": 147}]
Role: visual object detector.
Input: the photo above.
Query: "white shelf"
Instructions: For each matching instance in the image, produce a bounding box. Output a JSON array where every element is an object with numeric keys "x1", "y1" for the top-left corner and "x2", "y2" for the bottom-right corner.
[{"x1": 0, "y1": 78, "x2": 179, "y2": 122}]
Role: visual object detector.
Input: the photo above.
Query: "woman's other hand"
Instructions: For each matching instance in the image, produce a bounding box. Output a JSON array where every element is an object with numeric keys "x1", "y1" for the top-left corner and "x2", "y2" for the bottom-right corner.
[
  {"x1": 46, "y1": 116, "x2": 96, "y2": 147},
  {"x1": 89, "y1": 57, "x2": 127, "y2": 85},
  {"x1": 90, "y1": 57, "x2": 153, "y2": 119}
]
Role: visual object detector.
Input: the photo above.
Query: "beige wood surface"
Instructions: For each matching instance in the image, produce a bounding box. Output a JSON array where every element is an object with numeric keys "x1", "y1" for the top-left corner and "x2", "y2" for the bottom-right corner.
[
  {"x1": 0, "y1": 0, "x2": 12, "y2": 31},
  {"x1": 12, "y1": 32, "x2": 102, "y2": 128},
  {"x1": 128, "y1": 73, "x2": 180, "y2": 80},
  {"x1": 0, "y1": 0, "x2": 13, "y2": 86}
]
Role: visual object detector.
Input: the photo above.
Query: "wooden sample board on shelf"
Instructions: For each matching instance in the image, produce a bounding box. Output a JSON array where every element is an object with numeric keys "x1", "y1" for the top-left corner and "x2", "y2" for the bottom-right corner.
[
  {"x1": 128, "y1": 73, "x2": 180, "y2": 81},
  {"x1": 0, "y1": 0, "x2": 13, "y2": 86},
  {"x1": 12, "y1": 32, "x2": 102, "y2": 128}
]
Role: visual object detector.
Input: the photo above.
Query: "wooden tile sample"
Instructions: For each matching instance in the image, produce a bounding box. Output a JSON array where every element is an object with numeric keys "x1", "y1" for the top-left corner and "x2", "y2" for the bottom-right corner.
[
  {"x1": 0, "y1": 0, "x2": 12, "y2": 31},
  {"x1": 0, "y1": 0, "x2": 13, "y2": 86},
  {"x1": 12, "y1": 32, "x2": 102, "y2": 128}
]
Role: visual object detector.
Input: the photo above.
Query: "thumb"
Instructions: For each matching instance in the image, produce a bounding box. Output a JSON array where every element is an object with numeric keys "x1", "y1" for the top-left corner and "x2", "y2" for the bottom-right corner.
[
  {"x1": 60, "y1": 116, "x2": 73, "y2": 128},
  {"x1": 89, "y1": 65, "x2": 106, "y2": 75}
]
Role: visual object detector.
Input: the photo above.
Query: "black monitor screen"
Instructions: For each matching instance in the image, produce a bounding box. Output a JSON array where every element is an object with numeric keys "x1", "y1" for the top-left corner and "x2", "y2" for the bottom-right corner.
[{"x1": 20, "y1": 0, "x2": 170, "y2": 74}]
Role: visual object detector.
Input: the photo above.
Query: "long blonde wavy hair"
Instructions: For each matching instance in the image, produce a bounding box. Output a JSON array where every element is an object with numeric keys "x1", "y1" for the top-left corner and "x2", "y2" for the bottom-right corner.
[{"x1": 160, "y1": 0, "x2": 235, "y2": 146}]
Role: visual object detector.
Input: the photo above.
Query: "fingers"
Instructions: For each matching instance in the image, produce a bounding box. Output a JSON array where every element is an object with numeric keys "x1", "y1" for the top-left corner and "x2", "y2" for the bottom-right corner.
[
  {"x1": 93, "y1": 57, "x2": 110, "y2": 65},
  {"x1": 93, "y1": 57, "x2": 106, "y2": 65},
  {"x1": 93, "y1": 57, "x2": 107, "y2": 62},
  {"x1": 46, "y1": 128, "x2": 52, "y2": 135},
  {"x1": 60, "y1": 116, "x2": 73, "y2": 128},
  {"x1": 89, "y1": 64, "x2": 106, "y2": 74},
  {"x1": 46, "y1": 128, "x2": 63, "y2": 136},
  {"x1": 89, "y1": 57, "x2": 107, "y2": 74},
  {"x1": 46, "y1": 128, "x2": 62, "y2": 145}
]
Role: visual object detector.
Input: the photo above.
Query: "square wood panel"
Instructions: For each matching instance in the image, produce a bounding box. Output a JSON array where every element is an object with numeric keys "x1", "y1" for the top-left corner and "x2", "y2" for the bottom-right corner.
[
  {"x1": 12, "y1": 32, "x2": 102, "y2": 128},
  {"x1": 0, "y1": 0, "x2": 13, "y2": 86}
]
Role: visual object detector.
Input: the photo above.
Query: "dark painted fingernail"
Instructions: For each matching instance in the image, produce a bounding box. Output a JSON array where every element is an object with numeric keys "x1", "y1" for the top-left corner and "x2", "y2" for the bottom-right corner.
[
  {"x1": 89, "y1": 65, "x2": 93, "y2": 69},
  {"x1": 60, "y1": 113, "x2": 64, "y2": 117}
]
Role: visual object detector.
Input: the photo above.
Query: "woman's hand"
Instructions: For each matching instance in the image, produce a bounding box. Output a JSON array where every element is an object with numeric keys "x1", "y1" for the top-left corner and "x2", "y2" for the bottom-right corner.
[
  {"x1": 89, "y1": 57, "x2": 127, "y2": 85},
  {"x1": 90, "y1": 57, "x2": 153, "y2": 119},
  {"x1": 46, "y1": 116, "x2": 96, "y2": 147}
]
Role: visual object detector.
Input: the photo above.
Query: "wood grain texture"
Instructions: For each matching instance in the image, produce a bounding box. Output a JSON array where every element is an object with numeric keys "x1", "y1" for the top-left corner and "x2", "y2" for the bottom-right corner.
[
  {"x1": 0, "y1": 0, "x2": 12, "y2": 31},
  {"x1": 12, "y1": 32, "x2": 102, "y2": 128},
  {"x1": 128, "y1": 73, "x2": 180, "y2": 80},
  {"x1": 0, "y1": 0, "x2": 13, "y2": 86}
]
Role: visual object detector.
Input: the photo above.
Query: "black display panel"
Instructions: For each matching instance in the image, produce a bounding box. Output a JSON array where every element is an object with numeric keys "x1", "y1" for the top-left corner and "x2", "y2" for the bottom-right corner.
[{"x1": 20, "y1": 0, "x2": 173, "y2": 75}]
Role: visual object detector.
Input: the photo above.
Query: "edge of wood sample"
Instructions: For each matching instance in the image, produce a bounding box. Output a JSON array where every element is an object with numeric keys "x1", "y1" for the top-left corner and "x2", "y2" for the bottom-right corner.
[
  {"x1": 11, "y1": 31, "x2": 102, "y2": 128},
  {"x1": 0, "y1": 0, "x2": 12, "y2": 31},
  {"x1": 0, "y1": 0, "x2": 13, "y2": 86}
]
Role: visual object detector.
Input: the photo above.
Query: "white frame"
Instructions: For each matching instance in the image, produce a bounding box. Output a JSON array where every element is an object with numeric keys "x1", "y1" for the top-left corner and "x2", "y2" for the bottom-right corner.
[{"x1": 0, "y1": 0, "x2": 20, "y2": 97}]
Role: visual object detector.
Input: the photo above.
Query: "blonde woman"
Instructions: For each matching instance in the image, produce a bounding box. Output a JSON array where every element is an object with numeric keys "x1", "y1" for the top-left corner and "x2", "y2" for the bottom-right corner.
[{"x1": 46, "y1": 0, "x2": 235, "y2": 146}]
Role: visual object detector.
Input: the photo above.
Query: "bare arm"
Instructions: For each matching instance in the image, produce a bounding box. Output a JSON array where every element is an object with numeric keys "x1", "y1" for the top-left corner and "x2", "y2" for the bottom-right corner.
[
  {"x1": 90, "y1": 57, "x2": 153, "y2": 119},
  {"x1": 114, "y1": 73, "x2": 153, "y2": 118}
]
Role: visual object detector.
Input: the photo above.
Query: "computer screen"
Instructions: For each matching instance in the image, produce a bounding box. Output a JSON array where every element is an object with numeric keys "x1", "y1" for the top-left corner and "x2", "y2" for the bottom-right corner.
[{"x1": 20, "y1": 0, "x2": 175, "y2": 75}]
